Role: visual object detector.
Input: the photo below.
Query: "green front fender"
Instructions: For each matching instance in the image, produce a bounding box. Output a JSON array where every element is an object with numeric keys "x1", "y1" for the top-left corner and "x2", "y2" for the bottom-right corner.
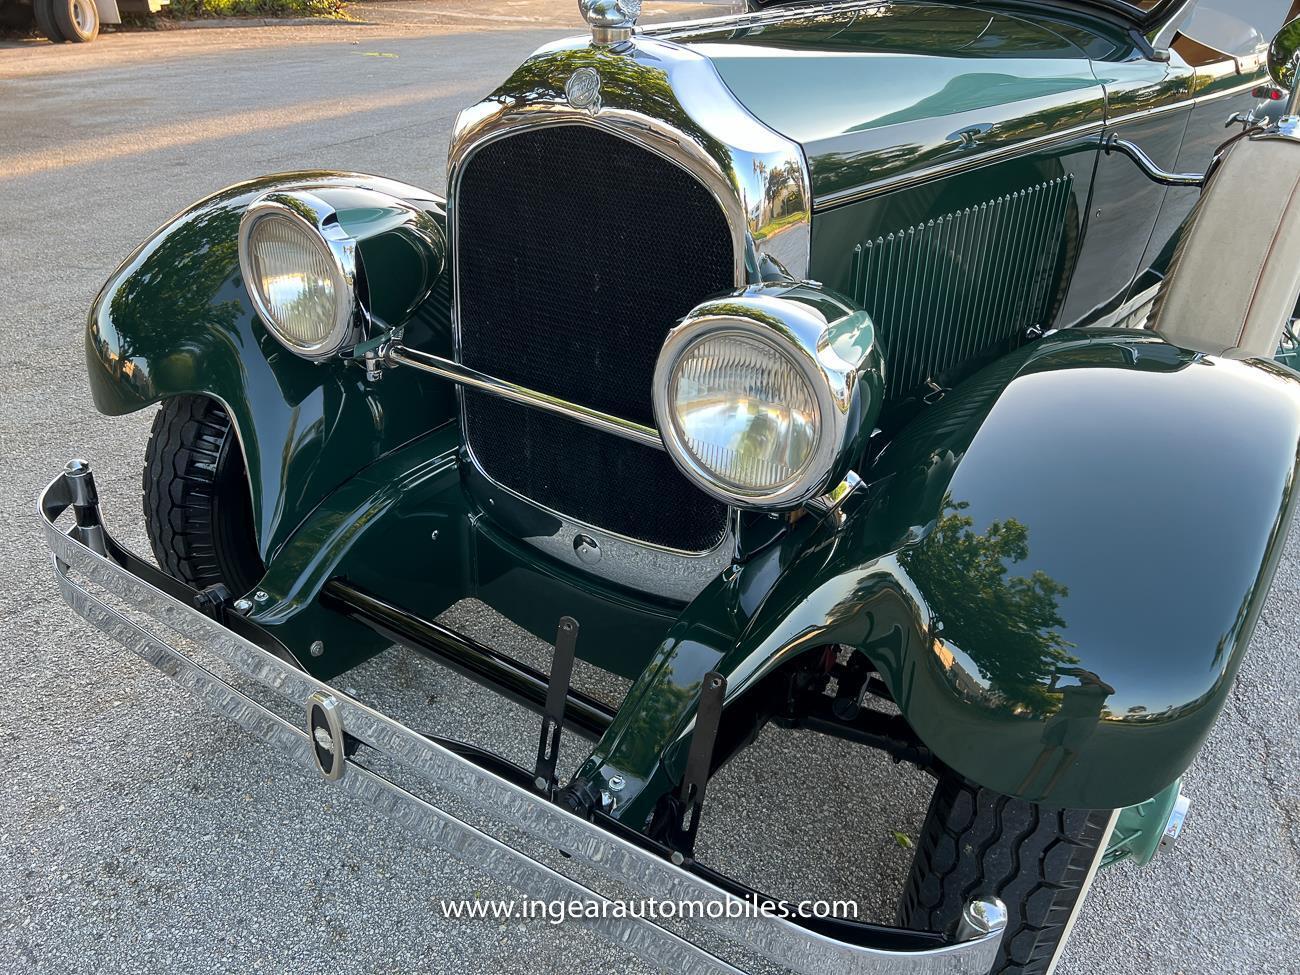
[
  {"x1": 86, "y1": 171, "x2": 455, "y2": 562},
  {"x1": 585, "y1": 329, "x2": 1300, "y2": 816}
]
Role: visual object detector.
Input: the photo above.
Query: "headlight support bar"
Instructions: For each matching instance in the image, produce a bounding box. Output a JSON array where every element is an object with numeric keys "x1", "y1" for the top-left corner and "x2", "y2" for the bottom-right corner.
[{"x1": 385, "y1": 342, "x2": 665, "y2": 450}]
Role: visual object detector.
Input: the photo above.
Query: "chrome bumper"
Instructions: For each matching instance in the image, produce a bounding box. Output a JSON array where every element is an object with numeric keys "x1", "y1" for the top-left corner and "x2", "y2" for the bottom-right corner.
[{"x1": 38, "y1": 463, "x2": 1007, "y2": 975}]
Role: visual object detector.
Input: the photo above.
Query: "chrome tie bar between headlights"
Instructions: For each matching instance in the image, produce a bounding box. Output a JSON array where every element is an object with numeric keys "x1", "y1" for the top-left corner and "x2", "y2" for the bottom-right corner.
[{"x1": 385, "y1": 344, "x2": 665, "y2": 451}]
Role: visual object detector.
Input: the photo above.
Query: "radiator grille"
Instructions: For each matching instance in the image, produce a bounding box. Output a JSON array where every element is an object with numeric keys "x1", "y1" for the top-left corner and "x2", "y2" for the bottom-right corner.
[
  {"x1": 455, "y1": 124, "x2": 734, "y2": 552},
  {"x1": 850, "y1": 177, "x2": 1073, "y2": 400}
]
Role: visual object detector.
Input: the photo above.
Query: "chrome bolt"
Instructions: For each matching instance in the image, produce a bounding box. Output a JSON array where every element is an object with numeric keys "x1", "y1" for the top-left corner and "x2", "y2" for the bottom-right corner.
[
  {"x1": 430, "y1": 530, "x2": 439, "y2": 542},
  {"x1": 573, "y1": 533, "x2": 602, "y2": 565},
  {"x1": 956, "y1": 897, "x2": 1009, "y2": 941},
  {"x1": 253, "y1": 590, "x2": 269, "y2": 603},
  {"x1": 670, "y1": 851, "x2": 685, "y2": 866},
  {"x1": 608, "y1": 775, "x2": 625, "y2": 792},
  {"x1": 232, "y1": 598, "x2": 253, "y2": 614},
  {"x1": 534, "y1": 776, "x2": 548, "y2": 791},
  {"x1": 309, "y1": 640, "x2": 325, "y2": 658}
]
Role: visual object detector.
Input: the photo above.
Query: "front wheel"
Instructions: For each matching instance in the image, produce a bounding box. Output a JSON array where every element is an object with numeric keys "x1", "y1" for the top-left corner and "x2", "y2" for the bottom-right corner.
[
  {"x1": 143, "y1": 396, "x2": 264, "y2": 598},
  {"x1": 899, "y1": 775, "x2": 1114, "y2": 975}
]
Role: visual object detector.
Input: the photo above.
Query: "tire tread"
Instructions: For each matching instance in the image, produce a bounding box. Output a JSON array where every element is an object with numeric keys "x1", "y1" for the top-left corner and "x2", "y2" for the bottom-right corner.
[
  {"x1": 899, "y1": 777, "x2": 1111, "y2": 975},
  {"x1": 143, "y1": 396, "x2": 261, "y2": 594}
]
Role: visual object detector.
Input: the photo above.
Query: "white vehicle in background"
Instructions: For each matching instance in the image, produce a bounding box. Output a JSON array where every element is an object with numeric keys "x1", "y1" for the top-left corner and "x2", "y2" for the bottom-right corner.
[{"x1": 1, "y1": 0, "x2": 166, "y2": 42}]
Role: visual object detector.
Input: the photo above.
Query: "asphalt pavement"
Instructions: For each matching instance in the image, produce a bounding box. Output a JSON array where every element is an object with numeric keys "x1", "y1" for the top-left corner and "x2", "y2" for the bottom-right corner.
[{"x1": 1, "y1": 6, "x2": 1298, "y2": 974}]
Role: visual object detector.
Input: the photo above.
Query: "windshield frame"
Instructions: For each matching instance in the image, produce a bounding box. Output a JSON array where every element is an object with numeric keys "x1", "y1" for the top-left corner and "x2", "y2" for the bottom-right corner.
[{"x1": 745, "y1": 0, "x2": 1190, "y2": 32}]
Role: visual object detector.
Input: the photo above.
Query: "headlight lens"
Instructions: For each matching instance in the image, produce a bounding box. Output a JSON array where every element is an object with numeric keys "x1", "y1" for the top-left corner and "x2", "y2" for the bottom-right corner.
[
  {"x1": 667, "y1": 329, "x2": 821, "y2": 494},
  {"x1": 240, "y1": 206, "x2": 352, "y2": 359}
]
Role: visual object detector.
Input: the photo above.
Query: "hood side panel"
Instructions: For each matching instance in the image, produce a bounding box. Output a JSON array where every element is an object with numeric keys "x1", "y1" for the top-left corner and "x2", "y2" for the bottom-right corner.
[{"x1": 675, "y1": 2, "x2": 1110, "y2": 201}]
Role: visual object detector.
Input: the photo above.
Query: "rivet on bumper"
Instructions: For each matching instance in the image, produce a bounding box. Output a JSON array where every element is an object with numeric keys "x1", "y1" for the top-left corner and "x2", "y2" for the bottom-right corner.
[{"x1": 307, "y1": 692, "x2": 347, "y2": 781}]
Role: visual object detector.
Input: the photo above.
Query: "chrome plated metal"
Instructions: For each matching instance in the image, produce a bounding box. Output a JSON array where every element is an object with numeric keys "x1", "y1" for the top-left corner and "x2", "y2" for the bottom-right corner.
[
  {"x1": 1226, "y1": 108, "x2": 1265, "y2": 131},
  {"x1": 1159, "y1": 791, "x2": 1191, "y2": 853},
  {"x1": 646, "y1": 0, "x2": 916, "y2": 37},
  {"x1": 653, "y1": 284, "x2": 882, "y2": 509},
  {"x1": 812, "y1": 78, "x2": 1261, "y2": 213},
  {"x1": 812, "y1": 120, "x2": 1103, "y2": 213},
  {"x1": 238, "y1": 191, "x2": 361, "y2": 360},
  {"x1": 805, "y1": 470, "x2": 862, "y2": 528},
  {"x1": 63, "y1": 459, "x2": 107, "y2": 557},
  {"x1": 1263, "y1": 17, "x2": 1300, "y2": 138},
  {"x1": 572, "y1": 533, "x2": 602, "y2": 565},
  {"x1": 565, "y1": 66, "x2": 602, "y2": 110},
  {"x1": 580, "y1": 0, "x2": 640, "y2": 45},
  {"x1": 954, "y1": 898, "x2": 1008, "y2": 943},
  {"x1": 238, "y1": 186, "x2": 443, "y2": 361},
  {"x1": 1103, "y1": 135, "x2": 1206, "y2": 187},
  {"x1": 448, "y1": 33, "x2": 812, "y2": 295},
  {"x1": 64, "y1": 459, "x2": 98, "y2": 508},
  {"x1": 465, "y1": 462, "x2": 739, "y2": 602},
  {"x1": 1269, "y1": 16, "x2": 1300, "y2": 111},
  {"x1": 38, "y1": 472, "x2": 1008, "y2": 975},
  {"x1": 445, "y1": 32, "x2": 811, "y2": 582},
  {"x1": 307, "y1": 692, "x2": 347, "y2": 781},
  {"x1": 386, "y1": 344, "x2": 663, "y2": 451}
]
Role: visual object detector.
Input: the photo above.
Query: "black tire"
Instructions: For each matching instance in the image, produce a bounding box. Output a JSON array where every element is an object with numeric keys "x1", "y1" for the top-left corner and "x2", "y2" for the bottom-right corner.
[
  {"x1": 899, "y1": 775, "x2": 1113, "y2": 975},
  {"x1": 33, "y1": 0, "x2": 65, "y2": 42},
  {"x1": 143, "y1": 396, "x2": 264, "y2": 597},
  {"x1": 50, "y1": 0, "x2": 96, "y2": 41}
]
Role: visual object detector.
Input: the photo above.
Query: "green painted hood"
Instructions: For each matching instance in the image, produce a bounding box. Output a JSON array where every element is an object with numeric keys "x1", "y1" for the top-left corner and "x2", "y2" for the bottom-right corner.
[{"x1": 663, "y1": 3, "x2": 1114, "y2": 200}]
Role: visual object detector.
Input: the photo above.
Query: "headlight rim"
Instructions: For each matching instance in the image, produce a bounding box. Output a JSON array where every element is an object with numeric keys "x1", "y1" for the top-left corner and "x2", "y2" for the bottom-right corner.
[
  {"x1": 237, "y1": 193, "x2": 359, "y2": 361},
  {"x1": 653, "y1": 309, "x2": 843, "y2": 509}
]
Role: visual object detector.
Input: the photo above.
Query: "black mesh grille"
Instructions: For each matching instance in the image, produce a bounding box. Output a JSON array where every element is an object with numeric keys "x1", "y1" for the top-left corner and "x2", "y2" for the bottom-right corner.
[{"x1": 456, "y1": 124, "x2": 734, "y2": 551}]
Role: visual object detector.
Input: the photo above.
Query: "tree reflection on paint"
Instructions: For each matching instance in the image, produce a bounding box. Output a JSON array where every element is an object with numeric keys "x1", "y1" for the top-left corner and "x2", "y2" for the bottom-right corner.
[{"x1": 901, "y1": 495, "x2": 1078, "y2": 716}]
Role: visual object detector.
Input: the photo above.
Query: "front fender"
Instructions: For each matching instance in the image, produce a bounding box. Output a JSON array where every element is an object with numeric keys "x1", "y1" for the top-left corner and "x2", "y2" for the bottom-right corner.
[
  {"x1": 87, "y1": 171, "x2": 455, "y2": 560},
  {"x1": 588, "y1": 329, "x2": 1300, "y2": 813}
]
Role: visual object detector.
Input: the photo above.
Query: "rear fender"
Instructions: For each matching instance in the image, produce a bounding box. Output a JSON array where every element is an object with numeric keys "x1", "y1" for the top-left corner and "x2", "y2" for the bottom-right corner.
[
  {"x1": 87, "y1": 172, "x2": 456, "y2": 561},
  {"x1": 585, "y1": 329, "x2": 1300, "y2": 815}
]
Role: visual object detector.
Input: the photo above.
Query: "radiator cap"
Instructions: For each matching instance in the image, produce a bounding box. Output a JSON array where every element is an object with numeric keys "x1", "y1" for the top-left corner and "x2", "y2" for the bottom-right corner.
[{"x1": 579, "y1": 0, "x2": 640, "y2": 45}]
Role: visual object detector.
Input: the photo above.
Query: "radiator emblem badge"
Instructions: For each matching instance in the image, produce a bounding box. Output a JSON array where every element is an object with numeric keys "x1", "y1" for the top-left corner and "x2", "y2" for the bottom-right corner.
[{"x1": 565, "y1": 67, "x2": 602, "y2": 112}]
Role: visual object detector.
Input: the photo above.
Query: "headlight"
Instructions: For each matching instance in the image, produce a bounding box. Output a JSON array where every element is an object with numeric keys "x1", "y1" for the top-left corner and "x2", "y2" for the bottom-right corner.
[
  {"x1": 238, "y1": 194, "x2": 356, "y2": 360},
  {"x1": 667, "y1": 329, "x2": 820, "y2": 492},
  {"x1": 653, "y1": 286, "x2": 883, "y2": 509}
]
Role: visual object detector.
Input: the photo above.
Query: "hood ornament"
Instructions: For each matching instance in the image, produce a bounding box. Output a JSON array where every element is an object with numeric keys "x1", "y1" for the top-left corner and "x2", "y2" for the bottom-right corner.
[{"x1": 579, "y1": 0, "x2": 640, "y2": 46}]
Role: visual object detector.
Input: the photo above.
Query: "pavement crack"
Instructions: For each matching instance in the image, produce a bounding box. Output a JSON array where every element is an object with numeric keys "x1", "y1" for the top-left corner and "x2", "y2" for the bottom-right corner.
[{"x1": 1228, "y1": 679, "x2": 1300, "y2": 867}]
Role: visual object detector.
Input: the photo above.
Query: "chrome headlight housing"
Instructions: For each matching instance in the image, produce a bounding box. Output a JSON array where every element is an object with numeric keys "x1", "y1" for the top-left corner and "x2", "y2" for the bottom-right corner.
[
  {"x1": 238, "y1": 192, "x2": 360, "y2": 360},
  {"x1": 237, "y1": 185, "x2": 447, "y2": 361},
  {"x1": 653, "y1": 285, "x2": 884, "y2": 509}
]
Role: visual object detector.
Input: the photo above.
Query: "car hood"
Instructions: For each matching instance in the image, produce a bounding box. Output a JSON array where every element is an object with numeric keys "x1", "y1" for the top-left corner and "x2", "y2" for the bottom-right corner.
[{"x1": 656, "y1": 2, "x2": 1114, "y2": 201}]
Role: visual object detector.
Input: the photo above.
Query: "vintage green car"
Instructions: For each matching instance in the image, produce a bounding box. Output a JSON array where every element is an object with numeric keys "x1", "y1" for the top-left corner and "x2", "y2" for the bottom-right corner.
[{"x1": 38, "y1": 1, "x2": 1300, "y2": 972}]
